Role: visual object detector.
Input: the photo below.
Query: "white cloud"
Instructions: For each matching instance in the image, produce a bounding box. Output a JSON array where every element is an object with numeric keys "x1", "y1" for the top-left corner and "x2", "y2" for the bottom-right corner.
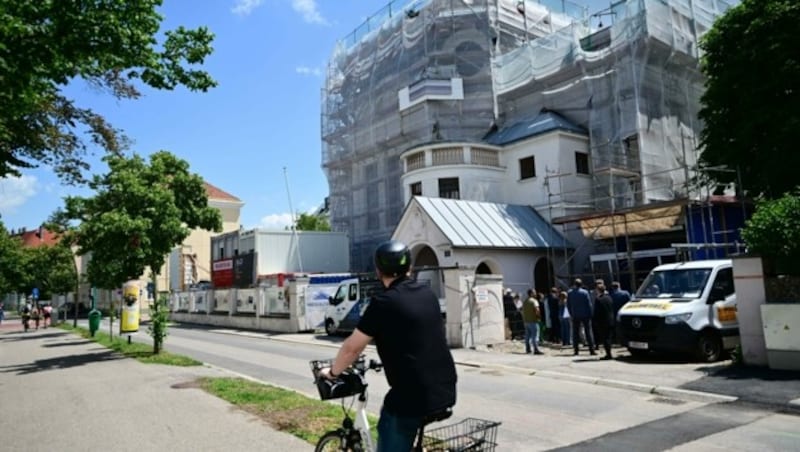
[
  {"x1": 291, "y1": 0, "x2": 329, "y2": 25},
  {"x1": 0, "y1": 175, "x2": 38, "y2": 215},
  {"x1": 232, "y1": 0, "x2": 263, "y2": 16},
  {"x1": 295, "y1": 66, "x2": 322, "y2": 77},
  {"x1": 259, "y1": 212, "x2": 295, "y2": 230}
]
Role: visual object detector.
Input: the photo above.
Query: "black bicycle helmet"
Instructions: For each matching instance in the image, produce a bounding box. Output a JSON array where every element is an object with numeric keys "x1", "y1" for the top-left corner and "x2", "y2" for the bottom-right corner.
[{"x1": 374, "y1": 240, "x2": 411, "y2": 277}]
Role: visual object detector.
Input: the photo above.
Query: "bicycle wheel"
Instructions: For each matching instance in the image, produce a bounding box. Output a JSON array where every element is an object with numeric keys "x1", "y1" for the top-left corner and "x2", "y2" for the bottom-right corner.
[{"x1": 315, "y1": 431, "x2": 364, "y2": 452}]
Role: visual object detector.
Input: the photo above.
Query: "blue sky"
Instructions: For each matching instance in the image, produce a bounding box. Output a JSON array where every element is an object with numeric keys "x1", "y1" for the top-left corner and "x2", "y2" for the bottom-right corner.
[{"x1": 0, "y1": 0, "x2": 609, "y2": 232}]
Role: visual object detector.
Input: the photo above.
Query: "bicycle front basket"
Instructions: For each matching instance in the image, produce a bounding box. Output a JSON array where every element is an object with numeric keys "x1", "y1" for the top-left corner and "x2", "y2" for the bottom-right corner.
[
  {"x1": 423, "y1": 417, "x2": 501, "y2": 452},
  {"x1": 316, "y1": 371, "x2": 367, "y2": 401}
]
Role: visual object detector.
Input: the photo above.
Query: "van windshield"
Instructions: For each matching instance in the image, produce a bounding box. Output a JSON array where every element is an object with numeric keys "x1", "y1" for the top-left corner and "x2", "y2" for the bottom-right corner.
[{"x1": 635, "y1": 268, "x2": 713, "y2": 300}]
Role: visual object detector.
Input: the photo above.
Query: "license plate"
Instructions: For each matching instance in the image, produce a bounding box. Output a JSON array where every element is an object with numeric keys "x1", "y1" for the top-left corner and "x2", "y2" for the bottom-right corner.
[{"x1": 629, "y1": 341, "x2": 649, "y2": 350}]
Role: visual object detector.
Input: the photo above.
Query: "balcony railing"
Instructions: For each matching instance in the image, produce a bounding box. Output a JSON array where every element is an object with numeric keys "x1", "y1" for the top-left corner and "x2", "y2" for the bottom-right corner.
[
  {"x1": 403, "y1": 144, "x2": 502, "y2": 174},
  {"x1": 431, "y1": 147, "x2": 464, "y2": 166},
  {"x1": 471, "y1": 148, "x2": 500, "y2": 167}
]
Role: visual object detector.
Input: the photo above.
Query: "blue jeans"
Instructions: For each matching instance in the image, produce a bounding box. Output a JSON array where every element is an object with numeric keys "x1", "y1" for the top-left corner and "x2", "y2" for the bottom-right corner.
[
  {"x1": 560, "y1": 318, "x2": 572, "y2": 345},
  {"x1": 524, "y1": 322, "x2": 540, "y2": 353},
  {"x1": 377, "y1": 406, "x2": 422, "y2": 452}
]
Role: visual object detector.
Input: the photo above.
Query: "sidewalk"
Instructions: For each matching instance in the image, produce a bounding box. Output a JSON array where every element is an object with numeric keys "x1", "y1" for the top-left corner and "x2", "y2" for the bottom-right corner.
[{"x1": 0, "y1": 326, "x2": 308, "y2": 452}]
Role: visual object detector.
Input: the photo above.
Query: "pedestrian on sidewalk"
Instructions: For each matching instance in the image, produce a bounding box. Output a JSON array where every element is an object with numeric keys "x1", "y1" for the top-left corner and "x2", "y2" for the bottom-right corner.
[
  {"x1": 0, "y1": 302, "x2": 4, "y2": 325},
  {"x1": 609, "y1": 281, "x2": 631, "y2": 344},
  {"x1": 42, "y1": 304, "x2": 52, "y2": 328},
  {"x1": 593, "y1": 283, "x2": 615, "y2": 360},
  {"x1": 522, "y1": 289, "x2": 544, "y2": 355},
  {"x1": 32, "y1": 304, "x2": 41, "y2": 330},
  {"x1": 559, "y1": 290, "x2": 571, "y2": 346},
  {"x1": 567, "y1": 279, "x2": 595, "y2": 356},
  {"x1": 546, "y1": 287, "x2": 561, "y2": 343}
]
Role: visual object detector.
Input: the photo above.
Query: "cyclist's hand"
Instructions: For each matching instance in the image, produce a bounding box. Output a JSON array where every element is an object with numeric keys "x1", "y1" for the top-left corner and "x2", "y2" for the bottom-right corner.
[{"x1": 320, "y1": 367, "x2": 337, "y2": 380}]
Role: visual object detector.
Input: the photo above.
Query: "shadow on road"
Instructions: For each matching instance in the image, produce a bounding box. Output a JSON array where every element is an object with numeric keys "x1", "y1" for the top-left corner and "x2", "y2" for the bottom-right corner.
[
  {"x1": 0, "y1": 349, "x2": 123, "y2": 376},
  {"x1": 42, "y1": 340, "x2": 94, "y2": 348},
  {"x1": 0, "y1": 332, "x2": 69, "y2": 343},
  {"x1": 311, "y1": 334, "x2": 345, "y2": 344}
]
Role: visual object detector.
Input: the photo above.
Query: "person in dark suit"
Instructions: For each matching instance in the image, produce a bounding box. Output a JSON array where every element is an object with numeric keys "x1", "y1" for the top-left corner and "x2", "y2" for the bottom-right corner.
[
  {"x1": 566, "y1": 279, "x2": 595, "y2": 356},
  {"x1": 593, "y1": 283, "x2": 615, "y2": 360}
]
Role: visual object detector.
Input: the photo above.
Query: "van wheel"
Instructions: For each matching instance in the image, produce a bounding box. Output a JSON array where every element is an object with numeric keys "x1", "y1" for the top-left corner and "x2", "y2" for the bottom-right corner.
[
  {"x1": 325, "y1": 319, "x2": 336, "y2": 336},
  {"x1": 696, "y1": 331, "x2": 722, "y2": 362}
]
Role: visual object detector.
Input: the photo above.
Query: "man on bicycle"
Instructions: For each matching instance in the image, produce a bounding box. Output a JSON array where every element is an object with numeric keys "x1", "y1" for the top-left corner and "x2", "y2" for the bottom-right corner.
[{"x1": 323, "y1": 239, "x2": 457, "y2": 452}]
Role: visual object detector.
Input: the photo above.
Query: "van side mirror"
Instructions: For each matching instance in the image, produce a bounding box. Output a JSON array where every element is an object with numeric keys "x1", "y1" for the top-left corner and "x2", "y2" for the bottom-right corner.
[
  {"x1": 708, "y1": 288, "x2": 725, "y2": 304},
  {"x1": 328, "y1": 296, "x2": 335, "y2": 306}
]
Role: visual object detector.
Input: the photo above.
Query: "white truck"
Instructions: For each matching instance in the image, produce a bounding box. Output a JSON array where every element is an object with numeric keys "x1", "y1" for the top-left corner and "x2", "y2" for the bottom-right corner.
[
  {"x1": 324, "y1": 272, "x2": 449, "y2": 336},
  {"x1": 324, "y1": 275, "x2": 383, "y2": 336},
  {"x1": 617, "y1": 259, "x2": 738, "y2": 362}
]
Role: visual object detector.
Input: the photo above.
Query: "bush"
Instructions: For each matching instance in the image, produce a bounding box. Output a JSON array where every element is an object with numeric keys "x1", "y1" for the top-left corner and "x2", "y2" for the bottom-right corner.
[
  {"x1": 148, "y1": 295, "x2": 170, "y2": 354},
  {"x1": 741, "y1": 190, "x2": 800, "y2": 275}
]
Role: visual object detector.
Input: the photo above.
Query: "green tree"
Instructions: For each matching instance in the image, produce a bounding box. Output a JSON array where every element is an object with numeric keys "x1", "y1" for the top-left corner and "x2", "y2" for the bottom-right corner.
[
  {"x1": 0, "y1": 221, "x2": 25, "y2": 295},
  {"x1": 50, "y1": 151, "x2": 222, "y2": 351},
  {"x1": 741, "y1": 190, "x2": 800, "y2": 273},
  {"x1": 0, "y1": 0, "x2": 217, "y2": 183},
  {"x1": 292, "y1": 212, "x2": 331, "y2": 232},
  {"x1": 697, "y1": 0, "x2": 799, "y2": 198},
  {"x1": 18, "y1": 243, "x2": 77, "y2": 300}
]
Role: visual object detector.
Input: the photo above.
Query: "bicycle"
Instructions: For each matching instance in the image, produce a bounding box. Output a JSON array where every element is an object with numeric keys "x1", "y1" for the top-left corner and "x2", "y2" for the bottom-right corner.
[{"x1": 310, "y1": 356, "x2": 500, "y2": 451}]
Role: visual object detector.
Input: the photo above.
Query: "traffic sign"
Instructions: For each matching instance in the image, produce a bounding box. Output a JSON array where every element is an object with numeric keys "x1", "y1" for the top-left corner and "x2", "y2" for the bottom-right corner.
[{"x1": 32, "y1": 287, "x2": 39, "y2": 300}]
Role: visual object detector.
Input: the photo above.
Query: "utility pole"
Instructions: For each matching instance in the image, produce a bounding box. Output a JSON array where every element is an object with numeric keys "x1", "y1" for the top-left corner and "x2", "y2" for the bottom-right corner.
[{"x1": 283, "y1": 167, "x2": 304, "y2": 272}]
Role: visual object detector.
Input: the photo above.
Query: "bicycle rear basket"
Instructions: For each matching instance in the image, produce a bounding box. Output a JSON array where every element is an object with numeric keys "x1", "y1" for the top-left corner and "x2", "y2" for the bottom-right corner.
[{"x1": 423, "y1": 418, "x2": 500, "y2": 452}]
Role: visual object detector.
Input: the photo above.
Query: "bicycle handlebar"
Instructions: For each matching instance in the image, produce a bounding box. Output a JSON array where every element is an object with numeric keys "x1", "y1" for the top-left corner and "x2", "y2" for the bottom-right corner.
[{"x1": 309, "y1": 355, "x2": 381, "y2": 381}]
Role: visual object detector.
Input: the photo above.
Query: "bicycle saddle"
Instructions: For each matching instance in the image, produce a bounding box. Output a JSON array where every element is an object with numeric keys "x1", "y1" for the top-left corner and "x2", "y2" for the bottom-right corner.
[{"x1": 422, "y1": 407, "x2": 453, "y2": 425}]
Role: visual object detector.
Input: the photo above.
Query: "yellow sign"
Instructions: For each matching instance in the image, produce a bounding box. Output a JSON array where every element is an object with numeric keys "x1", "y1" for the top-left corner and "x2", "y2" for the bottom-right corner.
[
  {"x1": 717, "y1": 306, "x2": 737, "y2": 323},
  {"x1": 623, "y1": 302, "x2": 673, "y2": 311},
  {"x1": 121, "y1": 280, "x2": 140, "y2": 333}
]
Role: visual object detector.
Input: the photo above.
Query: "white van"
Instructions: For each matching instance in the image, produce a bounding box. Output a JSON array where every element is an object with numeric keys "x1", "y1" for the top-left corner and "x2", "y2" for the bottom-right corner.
[
  {"x1": 617, "y1": 259, "x2": 738, "y2": 362},
  {"x1": 324, "y1": 276, "x2": 383, "y2": 336}
]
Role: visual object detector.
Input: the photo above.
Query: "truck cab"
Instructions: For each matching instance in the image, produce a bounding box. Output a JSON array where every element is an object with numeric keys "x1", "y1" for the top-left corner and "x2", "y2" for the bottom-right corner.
[
  {"x1": 324, "y1": 276, "x2": 383, "y2": 336},
  {"x1": 617, "y1": 259, "x2": 738, "y2": 362}
]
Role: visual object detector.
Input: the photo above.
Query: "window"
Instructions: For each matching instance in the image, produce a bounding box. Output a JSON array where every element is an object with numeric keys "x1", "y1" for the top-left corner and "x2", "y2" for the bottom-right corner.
[
  {"x1": 519, "y1": 156, "x2": 536, "y2": 180},
  {"x1": 575, "y1": 152, "x2": 590, "y2": 175},
  {"x1": 438, "y1": 177, "x2": 460, "y2": 199},
  {"x1": 410, "y1": 182, "x2": 422, "y2": 197},
  {"x1": 711, "y1": 268, "x2": 735, "y2": 299}
]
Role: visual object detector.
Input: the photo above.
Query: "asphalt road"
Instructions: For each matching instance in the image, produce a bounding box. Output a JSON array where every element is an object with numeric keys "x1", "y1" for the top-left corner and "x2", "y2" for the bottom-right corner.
[{"x1": 114, "y1": 322, "x2": 800, "y2": 451}]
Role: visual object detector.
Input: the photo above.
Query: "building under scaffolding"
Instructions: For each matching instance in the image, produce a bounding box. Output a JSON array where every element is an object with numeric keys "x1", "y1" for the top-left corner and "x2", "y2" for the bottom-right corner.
[{"x1": 321, "y1": 0, "x2": 740, "y2": 275}]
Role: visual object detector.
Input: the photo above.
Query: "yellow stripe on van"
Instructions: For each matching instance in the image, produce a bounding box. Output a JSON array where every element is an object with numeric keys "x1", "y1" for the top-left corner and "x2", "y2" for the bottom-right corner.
[
  {"x1": 717, "y1": 306, "x2": 738, "y2": 323},
  {"x1": 622, "y1": 302, "x2": 673, "y2": 311}
]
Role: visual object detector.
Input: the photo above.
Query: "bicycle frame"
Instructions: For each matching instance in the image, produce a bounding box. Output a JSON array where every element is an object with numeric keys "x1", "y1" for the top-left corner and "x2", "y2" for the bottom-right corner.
[{"x1": 352, "y1": 389, "x2": 374, "y2": 451}]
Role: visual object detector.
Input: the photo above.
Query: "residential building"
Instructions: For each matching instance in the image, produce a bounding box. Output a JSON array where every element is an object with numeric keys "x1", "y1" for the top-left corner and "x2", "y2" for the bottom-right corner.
[{"x1": 322, "y1": 0, "x2": 744, "y2": 290}]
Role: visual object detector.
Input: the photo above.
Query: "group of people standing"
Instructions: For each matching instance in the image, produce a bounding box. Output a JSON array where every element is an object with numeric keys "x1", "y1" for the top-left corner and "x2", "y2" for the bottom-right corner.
[
  {"x1": 503, "y1": 279, "x2": 632, "y2": 360},
  {"x1": 20, "y1": 301, "x2": 53, "y2": 331}
]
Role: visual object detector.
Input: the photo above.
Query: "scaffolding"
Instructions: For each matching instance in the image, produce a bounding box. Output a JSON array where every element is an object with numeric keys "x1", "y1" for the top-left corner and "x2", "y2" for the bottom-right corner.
[{"x1": 321, "y1": 0, "x2": 737, "y2": 271}]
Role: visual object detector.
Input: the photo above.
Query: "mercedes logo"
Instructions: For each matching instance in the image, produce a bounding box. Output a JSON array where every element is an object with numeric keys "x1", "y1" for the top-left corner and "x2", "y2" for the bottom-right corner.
[{"x1": 632, "y1": 318, "x2": 642, "y2": 328}]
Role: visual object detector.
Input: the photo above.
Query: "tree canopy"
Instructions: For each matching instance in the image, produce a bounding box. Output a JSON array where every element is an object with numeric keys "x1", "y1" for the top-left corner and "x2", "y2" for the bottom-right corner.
[
  {"x1": 0, "y1": 0, "x2": 217, "y2": 183},
  {"x1": 741, "y1": 191, "x2": 800, "y2": 271},
  {"x1": 0, "y1": 223, "x2": 77, "y2": 299},
  {"x1": 0, "y1": 221, "x2": 24, "y2": 295},
  {"x1": 697, "y1": 0, "x2": 799, "y2": 198},
  {"x1": 50, "y1": 151, "x2": 222, "y2": 290},
  {"x1": 292, "y1": 212, "x2": 331, "y2": 232},
  {"x1": 18, "y1": 243, "x2": 78, "y2": 300}
]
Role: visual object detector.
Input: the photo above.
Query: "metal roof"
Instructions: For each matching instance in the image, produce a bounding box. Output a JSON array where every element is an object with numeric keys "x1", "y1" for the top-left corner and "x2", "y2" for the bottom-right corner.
[
  {"x1": 413, "y1": 197, "x2": 571, "y2": 249},
  {"x1": 484, "y1": 110, "x2": 587, "y2": 146}
]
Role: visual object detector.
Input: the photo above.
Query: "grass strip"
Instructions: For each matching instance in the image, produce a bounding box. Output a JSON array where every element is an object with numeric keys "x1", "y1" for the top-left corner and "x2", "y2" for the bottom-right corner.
[
  {"x1": 58, "y1": 323, "x2": 202, "y2": 366},
  {"x1": 199, "y1": 377, "x2": 379, "y2": 445}
]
